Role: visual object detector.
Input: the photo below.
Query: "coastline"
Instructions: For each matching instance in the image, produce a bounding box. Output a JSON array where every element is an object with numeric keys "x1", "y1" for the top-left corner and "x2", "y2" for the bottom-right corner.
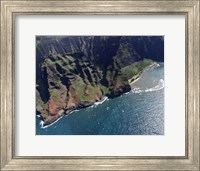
[
  {"x1": 40, "y1": 109, "x2": 65, "y2": 128},
  {"x1": 37, "y1": 61, "x2": 164, "y2": 135},
  {"x1": 40, "y1": 96, "x2": 109, "y2": 128},
  {"x1": 38, "y1": 62, "x2": 159, "y2": 128},
  {"x1": 129, "y1": 62, "x2": 158, "y2": 85}
]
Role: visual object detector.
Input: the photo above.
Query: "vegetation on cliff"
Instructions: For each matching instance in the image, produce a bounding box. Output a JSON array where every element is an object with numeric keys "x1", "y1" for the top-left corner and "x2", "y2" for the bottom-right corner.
[
  {"x1": 36, "y1": 36, "x2": 164, "y2": 126},
  {"x1": 121, "y1": 59, "x2": 153, "y2": 80}
]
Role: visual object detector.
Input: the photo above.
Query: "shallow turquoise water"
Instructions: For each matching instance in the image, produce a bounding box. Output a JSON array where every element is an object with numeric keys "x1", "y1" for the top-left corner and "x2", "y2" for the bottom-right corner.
[{"x1": 36, "y1": 63, "x2": 164, "y2": 135}]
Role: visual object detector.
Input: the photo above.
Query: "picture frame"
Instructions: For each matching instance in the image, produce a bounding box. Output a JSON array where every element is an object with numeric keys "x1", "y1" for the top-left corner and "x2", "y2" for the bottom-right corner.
[{"x1": 0, "y1": 0, "x2": 199, "y2": 170}]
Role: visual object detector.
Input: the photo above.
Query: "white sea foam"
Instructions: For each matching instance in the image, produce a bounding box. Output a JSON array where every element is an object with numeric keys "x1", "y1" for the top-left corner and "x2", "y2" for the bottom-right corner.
[
  {"x1": 39, "y1": 120, "x2": 44, "y2": 127},
  {"x1": 145, "y1": 79, "x2": 164, "y2": 92},
  {"x1": 131, "y1": 79, "x2": 164, "y2": 94},
  {"x1": 89, "y1": 96, "x2": 108, "y2": 108},
  {"x1": 125, "y1": 92, "x2": 130, "y2": 95},
  {"x1": 157, "y1": 63, "x2": 160, "y2": 67},
  {"x1": 40, "y1": 97, "x2": 109, "y2": 128},
  {"x1": 40, "y1": 115, "x2": 64, "y2": 129},
  {"x1": 155, "y1": 63, "x2": 160, "y2": 67},
  {"x1": 68, "y1": 109, "x2": 80, "y2": 114},
  {"x1": 148, "y1": 62, "x2": 160, "y2": 70},
  {"x1": 96, "y1": 96, "x2": 108, "y2": 105}
]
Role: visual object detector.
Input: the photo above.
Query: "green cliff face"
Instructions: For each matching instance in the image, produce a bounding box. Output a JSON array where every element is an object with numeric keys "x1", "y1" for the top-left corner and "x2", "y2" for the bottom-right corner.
[{"x1": 36, "y1": 36, "x2": 164, "y2": 126}]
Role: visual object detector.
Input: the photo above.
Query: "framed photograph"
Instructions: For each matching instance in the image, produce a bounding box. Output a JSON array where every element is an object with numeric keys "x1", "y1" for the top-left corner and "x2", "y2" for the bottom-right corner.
[{"x1": 1, "y1": 0, "x2": 199, "y2": 170}]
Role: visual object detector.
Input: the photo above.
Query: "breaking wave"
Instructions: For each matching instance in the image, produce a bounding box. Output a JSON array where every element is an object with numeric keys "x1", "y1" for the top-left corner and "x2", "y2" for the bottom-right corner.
[
  {"x1": 131, "y1": 79, "x2": 164, "y2": 94},
  {"x1": 40, "y1": 115, "x2": 64, "y2": 129},
  {"x1": 68, "y1": 109, "x2": 80, "y2": 115},
  {"x1": 40, "y1": 97, "x2": 109, "y2": 129},
  {"x1": 89, "y1": 96, "x2": 108, "y2": 108}
]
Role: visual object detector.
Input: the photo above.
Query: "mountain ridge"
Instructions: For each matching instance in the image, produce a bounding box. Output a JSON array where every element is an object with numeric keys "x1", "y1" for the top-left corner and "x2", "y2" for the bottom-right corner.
[{"x1": 36, "y1": 36, "x2": 164, "y2": 126}]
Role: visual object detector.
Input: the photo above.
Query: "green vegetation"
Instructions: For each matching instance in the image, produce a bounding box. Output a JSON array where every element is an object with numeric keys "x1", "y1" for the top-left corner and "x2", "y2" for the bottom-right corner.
[
  {"x1": 66, "y1": 55, "x2": 75, "y2": 62},
  {"x1": 50, "y1": 89, "x2": 60, "y2": 101},
  {"x1": 72, "y1": 77, "x2": 90, "y2": 101},
  {"x1": 36, "y1": 79, "x2": 49, "y2": 102},
  {"x1": 78, "y1": 84, "x2": 90, "y2": 101},
  {"x1": 89, "y1": 85, "x2": 101, "y2": 94},
  {"x1": 106, "y1": 70, "x2": 112, "y2": 81},
  {"x1": 56, "y1": 59, "x2": 64, "y2": 66},
  {"x1": 121, "y1": 59, "x2": 153, "y2": 80},
  {"x1": 100, "y1": 85, "x2": 110, "y2": 95},
  {"x1": 115, "y1": 75, "x2": 126, "y2": 87},
  {"x1": 37, "y1": 99, "x2": 45, "y2": 110}
]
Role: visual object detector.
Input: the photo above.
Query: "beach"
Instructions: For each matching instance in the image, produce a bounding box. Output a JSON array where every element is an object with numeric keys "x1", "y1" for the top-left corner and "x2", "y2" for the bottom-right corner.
[{"x1": 129, "y1": 62, "x2": 158, "y2": 85}]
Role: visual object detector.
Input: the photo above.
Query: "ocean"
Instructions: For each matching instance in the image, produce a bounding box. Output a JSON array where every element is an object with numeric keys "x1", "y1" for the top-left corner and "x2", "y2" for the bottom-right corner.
[{"x1": 36, "y1": 63, "x2": 164, "y2": 135}]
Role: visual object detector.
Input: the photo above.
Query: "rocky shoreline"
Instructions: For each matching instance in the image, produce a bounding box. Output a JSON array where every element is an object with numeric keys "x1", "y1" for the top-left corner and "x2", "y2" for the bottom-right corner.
[
  {"x1": 40, "y1": 62, "x2": 158, "y2": 128},
  {"x1": 40, "y1": 96, "x2": 109, "y2": 128},
  {"x1": 36, "y1": 36, "x2": 164, "y2": 128}
]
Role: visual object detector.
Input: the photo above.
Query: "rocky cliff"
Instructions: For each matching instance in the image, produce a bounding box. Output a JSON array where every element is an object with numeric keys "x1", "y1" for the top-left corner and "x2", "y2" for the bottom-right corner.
[{"x1": 36, "y1": 36, "x2": 164, "y2": 126}]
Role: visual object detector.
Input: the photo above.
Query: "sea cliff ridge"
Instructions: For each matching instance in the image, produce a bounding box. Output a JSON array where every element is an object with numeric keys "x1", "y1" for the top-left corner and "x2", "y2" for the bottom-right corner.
[{"x1": 36, "y1": 36, "x2": 164, "y2": 126}]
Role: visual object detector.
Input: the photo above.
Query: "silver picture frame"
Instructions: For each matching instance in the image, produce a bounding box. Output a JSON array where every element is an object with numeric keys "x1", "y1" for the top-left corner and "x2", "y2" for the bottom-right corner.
[{"x1": 0, "y1": 0, "x2": 199, "y2": 170}]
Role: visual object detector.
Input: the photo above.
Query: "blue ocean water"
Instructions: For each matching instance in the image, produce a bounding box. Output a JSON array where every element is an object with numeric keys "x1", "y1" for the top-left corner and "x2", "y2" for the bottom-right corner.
[{"x1": 36, "y1": 63, "x2": 164, "y2": 135}]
